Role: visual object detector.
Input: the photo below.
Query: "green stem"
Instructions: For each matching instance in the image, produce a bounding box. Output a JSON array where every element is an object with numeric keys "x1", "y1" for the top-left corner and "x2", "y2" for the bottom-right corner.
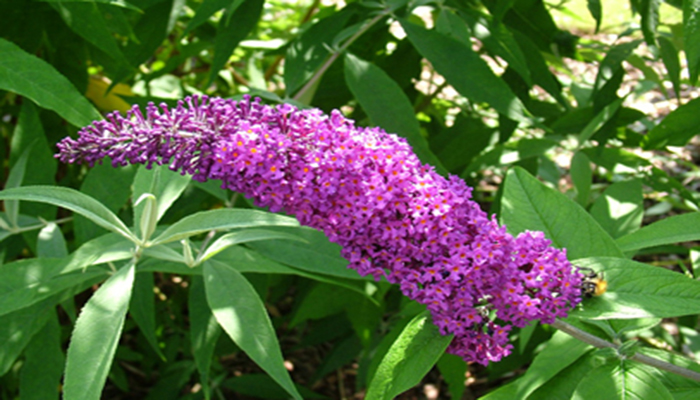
[
  {"x1": 551, "y1": 319, "x2": 700, "y2": 382},
  {"x1": 292, "y1": 9, "x2": 390, "y2": 103}
]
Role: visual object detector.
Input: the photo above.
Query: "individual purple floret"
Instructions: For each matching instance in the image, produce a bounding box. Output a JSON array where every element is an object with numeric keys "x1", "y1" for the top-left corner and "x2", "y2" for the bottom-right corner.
[{"x1": 57, "y1": 95, "x2": 583, "y2": 365}]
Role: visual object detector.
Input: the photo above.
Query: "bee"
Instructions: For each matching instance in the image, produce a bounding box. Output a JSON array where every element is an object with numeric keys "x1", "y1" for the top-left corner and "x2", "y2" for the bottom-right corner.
[{"x1": 579, "y1": 267, "x2": 608, "y2": 298}]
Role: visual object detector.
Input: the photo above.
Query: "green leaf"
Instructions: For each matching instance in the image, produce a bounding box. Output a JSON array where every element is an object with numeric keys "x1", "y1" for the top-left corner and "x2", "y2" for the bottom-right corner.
[
  {"x1": 246, "y1": 226, "x2": 366, "y2": 281},
  {"x1": 0, "y1": 186, "x2": 137, "y2": 242},
  {"x1": 10, "y1": 101, "x2": 57, "y2": 220},
  {"x1": 590, "y1": 179, "x2": 643, "y2": 239},
  {"x1": 50, "y1": 2, "x2": 131, "y2": 68},
  {"x1": 462, "y1": 138, "x2": 558, "y2": 178},
  {"x1": 150, "y1": 209, "x2": 298, "y2": 246},
  {"x1": 578, "y1": 97, "x2": 623, "y2": 143},
  {"x1": 37, "y1": 222, "x2": 69, "y2": 258},
  {"x1": 572, "y1": 362, "x2": 673, "y2": 400},
  {"x1": 570, "y1": 151, "x2": 592, "y2": 207},
  {"x1": 616, "y1": 212, "x2": 700, "y2": 252},
  {"x1": 199, "y1": 229, "x2": 306, "y2": 263},
  {"x1": 658, "y1": 36, "x2": 681, "y2": 101},
  {"x1": 203, "y1": 261, "x2": 302, "y2": 400},
  {"x1": 501, "y1": 167, "x2": 623, "y2": 260},
  {"x1": 639, "y1": 0, "x2": 660, "y2": 45},
  {"x1": 399, "y1": 19, "x2": 526, "y2": 122},
  {"x1": 37, "y1": 0, "x2": 142, "y2": 12},
  {"x1": 183, "y1": 0, "x2": 233, "y2": 36},
  {"x1": 592, "y1": 40, "x2": 642, "y2": 107},
  {"x1": 0, "y1": 297, "x2": 55, "y2": 375},
  {"x1": 527, "y1": 352, "x2": 599, "y2": 400},
  {"x1": 480, "y1": 331, "x2": 591, "y2": 400},
  {"x1": 4, "y1": 142, "x2": 34, "y2": 227},
  {"x1": 587, "y1": 0, "x2": 602, "y2": 32},
  {"x1": 684, "y1": 0, "x2": 700, "y2": 84},
  {"x1": 19, "y1": 313, "x2": 64, "y2": 400},
  {"x1": 571, "y1": 257, "x2": 700, "y2": 319},
  {"x1": 129, "y1": 272, "x2": 165, "y2": 360},
  {"x1": 285, "y1": 8, "x2": 354, "y2": 95},
  {"x1": 63, "y1": 261, "x2": 136, "y2": 400},
  {"x1": 290, "y1": 282, "x2": 369, "y2": 327},
  {"x1": 344, "y1": 53, "x2": 445, "y2": 173},
  {"x1": 189, "y1": 276, "x2": 221, "y2": 400},
  {"x1": 436, "y1": 354, "x2": 467, "y2": 400},
  {"x1": 365, "y1": 311, "x2": 451, "y2": 400},
  {"x1": 642, "y1": 97, "x2": 700, "y2": 149},
  {"x1": 208, "y1": 0, "x2": 264, "y2": 85},
  {"x1": 453, "y1": 9, "x2": 532, "y2": 85},
  {"x1": 0, "y1": 38, "x2": 100, "y2": 126},
  {"x1": 512, "y1": 34, "x2": 568, "y2": 108}
]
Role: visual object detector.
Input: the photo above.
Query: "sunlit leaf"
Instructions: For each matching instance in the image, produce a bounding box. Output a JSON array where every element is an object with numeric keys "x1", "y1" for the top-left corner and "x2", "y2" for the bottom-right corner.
[
  {"x1": 501, "y1": 167, "x2": 623, "y2": 259},
  {"x1": 203, "y1": 261, "x2": 302, "y2": 400},
  {"x1": 365, "y1": 311, "x2": 451, "y2": 400},
  {"x1": 0, "y1": 38, "x2": 100, "y2": 126},
  {"x1": 63, "y1": 261, "x2": 136, "y2": 400}
]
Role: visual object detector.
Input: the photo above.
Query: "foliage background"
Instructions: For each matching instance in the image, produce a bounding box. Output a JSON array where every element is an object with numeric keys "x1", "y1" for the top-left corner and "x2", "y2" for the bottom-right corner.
[{"x1": 2, "y1": 0, "x2": 700, "y2": 399}]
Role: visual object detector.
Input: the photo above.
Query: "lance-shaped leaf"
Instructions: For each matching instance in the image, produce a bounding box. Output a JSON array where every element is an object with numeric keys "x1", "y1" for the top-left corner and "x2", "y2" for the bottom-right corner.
[
  {"x1": 642, "y1": 96, "x2": 700, "y2": 149},
  {"x1": 0, "y1": 38, "x2": 100, "y2": 127},
  {"x1": 685, "y1": 0, "x2": 700, "y2": 84},
  {"x1": 208, "y1": 0, "x2": 263, "y2": 85},
  {"x1": 203, "y1": 261, "x2": 303, "y2": 400},
  {"x1": 616, "y1": 212, "x2": 700, "y2": 252},
  {"x1": 63, "y1": 261, "x2": 136, "y2": 400},
  {"x1": 189, "y1": 276, "x2": 221, "y2": 400},
  {"x1": 0, "y1": 186, "x2": 136, "y2": 242},
  {"x1": 365, "y1": 311, "x2": 452, "y2": 400},
  {"x1": 501, "y1": 167, "x2": 623, "y2": 260},
  {"x1": 4, "y1": 143, "x2": 34, "y2": 227},
  {"x1": 150, "y1": 209, "x2": 298, "y2": 245},
  {"x1": 399, "y1": 19, "x2": 526, "y2": 122},
  {"x1": 198, "y1": 229, "x2": 306, "y2": 263}
]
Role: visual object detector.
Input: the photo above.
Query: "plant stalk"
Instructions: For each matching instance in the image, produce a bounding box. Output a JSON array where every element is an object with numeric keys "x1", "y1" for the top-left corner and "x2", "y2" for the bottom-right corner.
[{"x1": 551, "y1": 319, "x2": 700, "y2": 382}]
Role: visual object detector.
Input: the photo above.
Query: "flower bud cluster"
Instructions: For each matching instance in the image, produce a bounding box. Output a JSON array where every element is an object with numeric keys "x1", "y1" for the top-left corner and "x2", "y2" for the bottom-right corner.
[{"x1": 57, "y1": 95, "x2": 583, "y2": 365}]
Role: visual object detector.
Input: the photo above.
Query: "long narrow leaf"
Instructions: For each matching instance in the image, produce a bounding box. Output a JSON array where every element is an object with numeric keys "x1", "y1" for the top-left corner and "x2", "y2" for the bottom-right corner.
[
  {"x1": 0, "y1": 186, "x2": 137, "y2": 242},
  {"x1": 0, "y1": 38, "x2": 100, "y2": 127},
  {"x1": 150, "y1": 209, "x2": 298, "y2": 245},
  {"x1": 684, "y1": 0, "x2": 700, "y2": 84},
  {"x1": 365, "y1": 311, "x2": 452, "y2": 400},
  {"x1": 642, "y1": 97, "x2": 700, "y2": 149},
  {"x1": 203, "y1": 261, "x2": 303, "y2": 400},
  {"x1": 616, "y1": 212, "x2": 700, "y2": 252},
  {"x1": 4, "y1": 142, "x2": 34, "y2": 227},
  {"x1": 189, "y1": 276, "x2": 221, "y2": 400},
  {"x1": 399, "y1": 19, "x2": 526, "y2": 122},
  {"x1": 198, "y1": 229, "x2": 306, "y2": 263},
  {"x1": 63, "y1": 261, "x2": 136, "y2": 400}
]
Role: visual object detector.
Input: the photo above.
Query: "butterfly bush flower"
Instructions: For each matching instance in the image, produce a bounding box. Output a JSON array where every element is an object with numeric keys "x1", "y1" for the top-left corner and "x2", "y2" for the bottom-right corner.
[{"x1": 57, "y1": 95, "x2": 583, "y2": 365}]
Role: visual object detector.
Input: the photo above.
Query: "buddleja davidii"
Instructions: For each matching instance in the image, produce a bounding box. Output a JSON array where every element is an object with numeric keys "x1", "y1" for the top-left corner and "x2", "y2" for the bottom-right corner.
[{"x1": 57, "y1": 95, "x2": 583, "y2": 365}]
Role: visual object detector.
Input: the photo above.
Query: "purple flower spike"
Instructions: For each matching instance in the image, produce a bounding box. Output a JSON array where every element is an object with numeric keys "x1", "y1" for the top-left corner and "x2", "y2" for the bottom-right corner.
[{"x1": 57, "y1": 95, "x2": 583, "y2": 365}]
